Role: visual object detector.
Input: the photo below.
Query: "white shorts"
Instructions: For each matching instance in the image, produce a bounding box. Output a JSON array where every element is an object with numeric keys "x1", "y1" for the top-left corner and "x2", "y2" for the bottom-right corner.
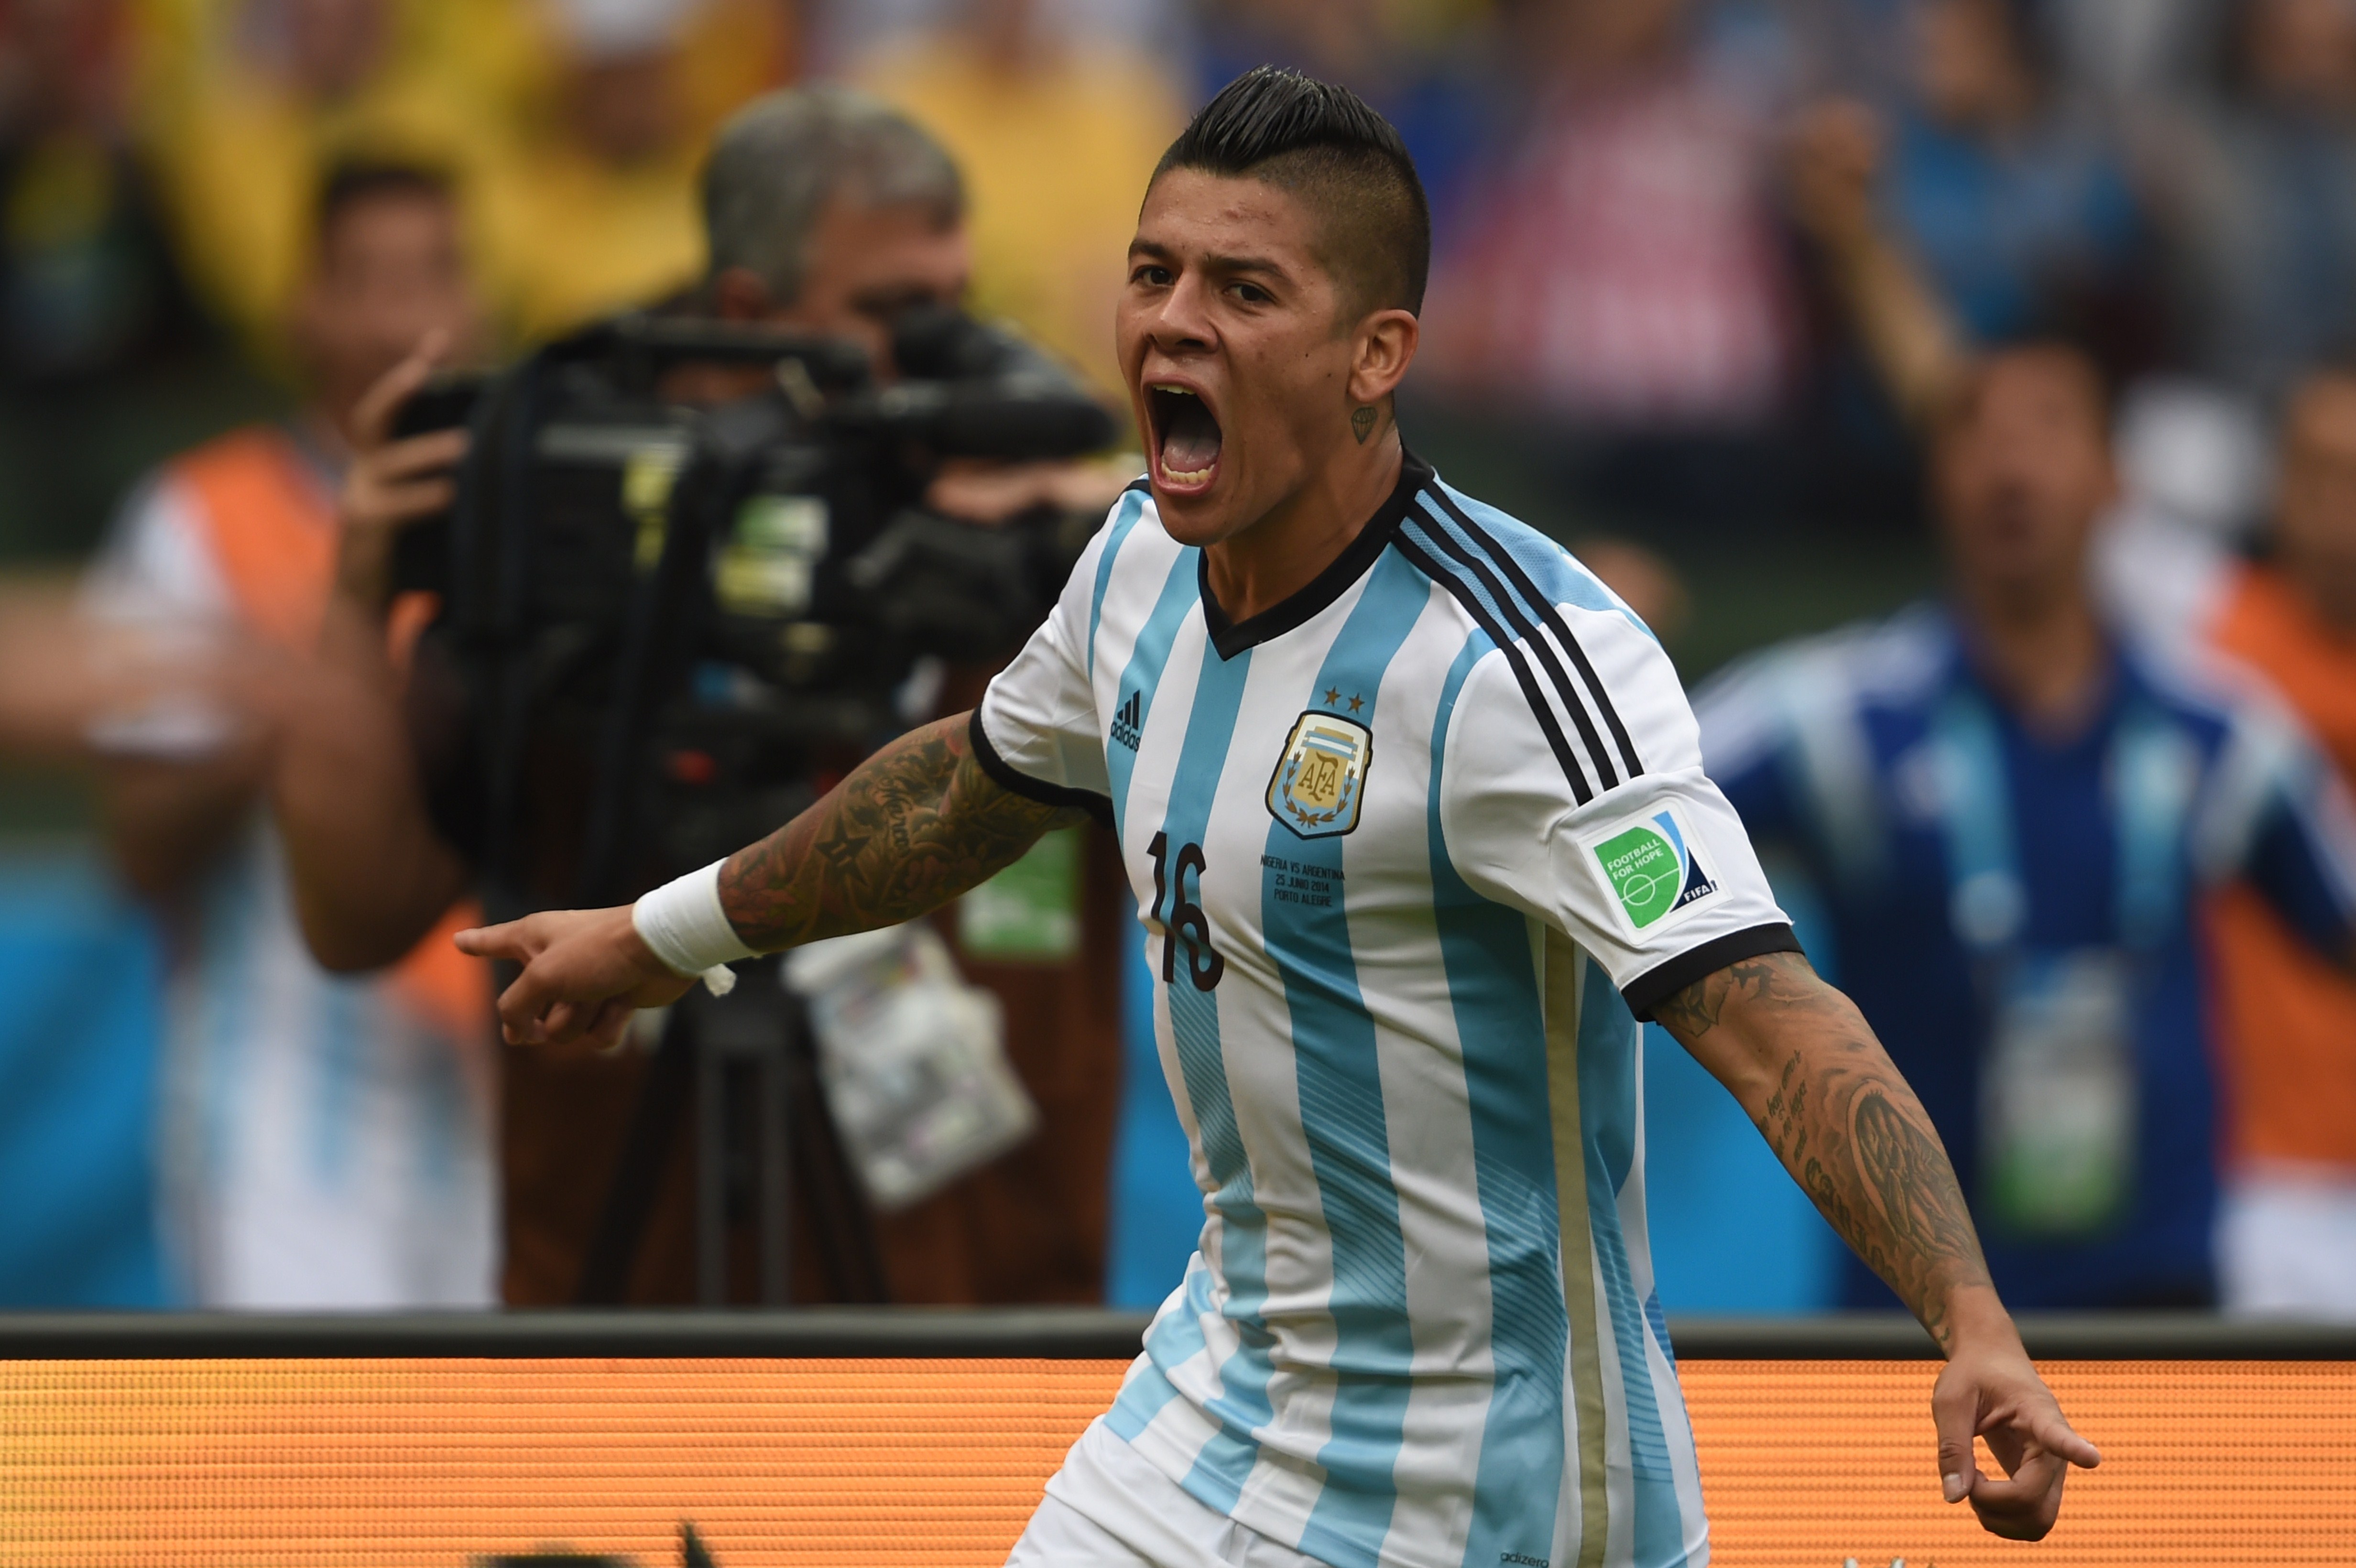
[
  {"x1": 1006, "y1": 1418, "x2": 1324, "y2": 1568},
  {"x1": 2219, "y1": 1168, "x2": 2356, "y2": 1320}
]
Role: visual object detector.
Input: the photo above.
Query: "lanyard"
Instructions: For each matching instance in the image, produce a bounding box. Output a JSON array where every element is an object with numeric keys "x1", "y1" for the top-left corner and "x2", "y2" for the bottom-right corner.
[{"x1": 1930, "y1": 682, "x2": 2197, "y2": 962}]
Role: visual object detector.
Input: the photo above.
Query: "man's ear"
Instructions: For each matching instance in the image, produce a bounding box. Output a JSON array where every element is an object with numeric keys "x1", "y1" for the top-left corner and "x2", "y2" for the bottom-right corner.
[
  {"x1": 710, "y1": 267, "x2": 775, "y2": 322},
  {"x1": 1346, "y1": 308, "x2": 1420, "y2": 407}
]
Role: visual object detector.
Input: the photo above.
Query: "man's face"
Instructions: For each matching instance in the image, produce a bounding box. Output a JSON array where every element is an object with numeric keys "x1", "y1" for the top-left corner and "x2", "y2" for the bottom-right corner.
[
  {"x1": 2275, "y1": 374, "x2": 2356, "y2": 630},
  {"x1": 294, "y1": 188, "x2": 482, "y2": 433},
  {"x1": 1911, "y1": 0, "x2": 2032, "y2": 130},
  {"x1": 2246, "y1": 0, "x2": 2356, "y2": 110},
  {"x1": 758, "y1": 196, "x2": 970, "y2": 378},
  {"x1": 1932, "y1": 348, "x2": 2116, "y2": 608},
  {"x1": 1119, "y1": 168, "x2": 1363, "y2": 547}
]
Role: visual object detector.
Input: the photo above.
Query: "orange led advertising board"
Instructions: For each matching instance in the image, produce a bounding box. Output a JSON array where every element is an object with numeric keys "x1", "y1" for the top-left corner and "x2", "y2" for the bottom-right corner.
[{"x1": 3, "y1": 1356, "x2": 2351, "y2": 1567}]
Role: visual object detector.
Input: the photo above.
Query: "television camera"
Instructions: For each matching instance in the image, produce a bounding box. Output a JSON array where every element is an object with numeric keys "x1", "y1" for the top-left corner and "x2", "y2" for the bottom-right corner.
[{"x1": 392, "y1": 308, "x2": 1117, "y2": 1306}]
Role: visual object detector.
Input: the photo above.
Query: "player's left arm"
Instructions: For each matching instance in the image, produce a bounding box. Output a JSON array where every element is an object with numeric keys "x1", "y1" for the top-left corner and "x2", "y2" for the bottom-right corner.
[{"x1": 1658, "y1": 950, "x2": 2102, "y2": 1541}]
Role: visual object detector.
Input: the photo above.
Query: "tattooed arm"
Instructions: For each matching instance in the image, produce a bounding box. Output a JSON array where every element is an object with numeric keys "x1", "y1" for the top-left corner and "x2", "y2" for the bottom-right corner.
[
  {"x1": 1657, "y1": 950, "x2": 2100, "y2": 1541},
  {"x1": 455, "y1": 712, "x2": 1082, "y2": 1050},
  {"x1": 717, "y1": 714, "x2": 1084, "y2": 949}
]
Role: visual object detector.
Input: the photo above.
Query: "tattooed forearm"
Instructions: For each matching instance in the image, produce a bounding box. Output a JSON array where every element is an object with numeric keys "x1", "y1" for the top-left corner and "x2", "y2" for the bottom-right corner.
[
  {"x1": 1660, "y1": 952, "x2": 1993, "y2": 1348},
  {"x1": 715, "y1": 712, "x2": 1083, "y2": 951}
]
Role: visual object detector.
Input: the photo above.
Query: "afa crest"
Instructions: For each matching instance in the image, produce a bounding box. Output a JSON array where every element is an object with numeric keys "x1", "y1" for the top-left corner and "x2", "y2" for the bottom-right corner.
[{"x1": 1266, "y1": 710, "x2": 1373, "y2": 838}]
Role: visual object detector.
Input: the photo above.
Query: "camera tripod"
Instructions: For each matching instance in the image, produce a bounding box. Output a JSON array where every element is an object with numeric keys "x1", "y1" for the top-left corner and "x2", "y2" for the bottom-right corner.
[{"x1": 572, "y1": 964, "x2": 889, "y2": 1306}]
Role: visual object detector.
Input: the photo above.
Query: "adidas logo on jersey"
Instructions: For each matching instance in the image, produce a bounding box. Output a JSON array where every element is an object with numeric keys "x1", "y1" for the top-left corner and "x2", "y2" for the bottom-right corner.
[{"x1": 1110, "y1": 690, "x2": 1144, "y2": 751}]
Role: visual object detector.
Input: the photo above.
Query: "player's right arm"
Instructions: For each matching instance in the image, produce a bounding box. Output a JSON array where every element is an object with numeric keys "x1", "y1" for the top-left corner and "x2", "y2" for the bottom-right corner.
[
  {"x1": 461, "y1": 482, "x2": 1125, "y2": 1051},
  {"x1": 272, "y1": 342, "x2": 474, "y2": 971},
  {"x1": 456, "y1": 712, "x2": 1087, "y2": 1051}
]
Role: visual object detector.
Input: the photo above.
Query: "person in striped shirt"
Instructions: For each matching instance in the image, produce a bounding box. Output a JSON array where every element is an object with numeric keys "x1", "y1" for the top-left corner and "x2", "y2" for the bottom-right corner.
[{"x1": 459, "y1": 67, "x2": 2097, "y2": 1568}]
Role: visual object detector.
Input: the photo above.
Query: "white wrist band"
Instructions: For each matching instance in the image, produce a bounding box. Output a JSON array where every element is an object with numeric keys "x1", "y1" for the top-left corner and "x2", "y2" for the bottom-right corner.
[{"x1": 632, "y1": 860, "x2": 757, "y2": 995}]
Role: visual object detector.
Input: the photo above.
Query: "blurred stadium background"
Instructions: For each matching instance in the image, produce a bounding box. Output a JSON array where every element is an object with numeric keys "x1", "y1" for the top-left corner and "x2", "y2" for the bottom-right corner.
[
  {"x1": 7, "y1": 2, "x2": 2356, "y2": 1564},
  {"x1": 7, "y1": 0, "x2": 2355, "y2": 1298}
]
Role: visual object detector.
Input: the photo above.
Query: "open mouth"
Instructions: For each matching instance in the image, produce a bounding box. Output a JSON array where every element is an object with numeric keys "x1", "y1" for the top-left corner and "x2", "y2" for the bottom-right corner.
[{"x1": 1147, "y1": 383, "x2": 1223, "y2": 491}]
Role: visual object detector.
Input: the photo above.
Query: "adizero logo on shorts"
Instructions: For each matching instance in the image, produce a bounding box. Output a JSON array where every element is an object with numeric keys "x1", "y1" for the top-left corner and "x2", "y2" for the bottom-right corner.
[{"x1": 1585, "y1": 803, "x2": 1719, "y2": 935}]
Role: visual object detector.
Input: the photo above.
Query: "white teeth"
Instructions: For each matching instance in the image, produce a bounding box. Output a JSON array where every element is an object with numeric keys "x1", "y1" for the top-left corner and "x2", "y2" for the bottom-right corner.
[
  {"x1": 1150, "y1": 383, "x2": 1197, "y2": 396},
  {"x1": 1158, "y1": 458, "x2": 1214, "y2": 485}
]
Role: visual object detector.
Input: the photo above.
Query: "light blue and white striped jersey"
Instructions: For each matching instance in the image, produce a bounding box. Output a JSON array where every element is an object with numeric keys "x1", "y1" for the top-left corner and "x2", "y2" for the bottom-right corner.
[{"x1": 976, "y1": 455, "x2": 1798, "y2": 1568}]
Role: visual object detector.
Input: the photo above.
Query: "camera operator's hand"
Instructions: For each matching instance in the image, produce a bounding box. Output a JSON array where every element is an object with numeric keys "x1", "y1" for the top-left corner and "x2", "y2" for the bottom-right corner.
[
  {"x1": 925, "y1": 455, "x2": 1139, "y2": 526},
  {"x1": 456, "y1": 906, "x2": 695, "y2": 1055},
  {"x1": 337, "y1": 331, "x2": 468, "y2": 610}
]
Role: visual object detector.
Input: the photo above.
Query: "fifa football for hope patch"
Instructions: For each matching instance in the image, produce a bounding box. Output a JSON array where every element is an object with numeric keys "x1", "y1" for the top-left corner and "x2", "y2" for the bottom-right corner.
[{"x1": 1584, "y1": 802, "x2": 1720, "y2": 935}]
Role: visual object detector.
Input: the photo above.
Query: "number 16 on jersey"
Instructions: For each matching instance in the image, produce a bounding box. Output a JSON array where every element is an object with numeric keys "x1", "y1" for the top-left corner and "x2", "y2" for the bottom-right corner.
[{"x1": 1146, "y1": 831, "x2": 1225, "y2": 991}]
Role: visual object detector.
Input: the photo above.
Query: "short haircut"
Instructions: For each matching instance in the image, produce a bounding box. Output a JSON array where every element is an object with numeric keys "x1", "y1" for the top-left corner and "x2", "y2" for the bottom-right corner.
[
  {"x1": 1932, "y1": 338, "x2": 2115, "y2": 465},
  {"x1": 702, "y1": 87, "x2": 964, "y2": 306},
  {"x1": 1973, "y1": 332, "x2": 2116, "y2": 429},
  {"x1": 313, "y1": 160, "x2": 455, "y2": 251},
  {"x1": 1152, "y1": 66, "x2": 1430, "y2": 319}
]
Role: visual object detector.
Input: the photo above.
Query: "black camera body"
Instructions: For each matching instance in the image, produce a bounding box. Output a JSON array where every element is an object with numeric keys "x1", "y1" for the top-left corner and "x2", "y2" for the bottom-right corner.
[{"x1": 396, "y1": 308, "x2": 1116, "y2": 914}]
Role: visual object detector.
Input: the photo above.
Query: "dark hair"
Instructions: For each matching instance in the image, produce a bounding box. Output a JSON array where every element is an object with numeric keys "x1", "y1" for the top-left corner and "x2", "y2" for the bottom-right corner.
[
  {"x1": 1975, "y1": 306, "x2": 2127, "y2": 423},
  {"x1": 312, "y1": 160, "x2": 456, "y2": 251},
  {"x1": 1154, "y1": 66, "x2": 1430, "y2": 317},
  {"x1": 1938, "y1": 335, "x2": 2114, "y2": 452}
]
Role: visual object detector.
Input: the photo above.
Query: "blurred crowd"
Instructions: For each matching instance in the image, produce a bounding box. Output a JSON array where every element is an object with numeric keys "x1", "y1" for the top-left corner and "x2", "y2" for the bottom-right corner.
[{"x1": 2, "y1": 0, "x2": 2355, "y2": 1320}]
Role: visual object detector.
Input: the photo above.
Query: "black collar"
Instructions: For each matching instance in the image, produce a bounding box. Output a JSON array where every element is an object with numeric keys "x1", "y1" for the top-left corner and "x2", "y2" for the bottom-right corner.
[{"x1": 1197, "y1": 449, "x2": 1434, "y2": 661}]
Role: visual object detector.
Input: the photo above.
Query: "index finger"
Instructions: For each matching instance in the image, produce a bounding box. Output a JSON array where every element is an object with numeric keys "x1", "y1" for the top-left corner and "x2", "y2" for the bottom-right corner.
[
  {"x1": 2024, "y1": 1407, "x2": 2102, "y2": 1471},
  {"x1": 455, "y1": 921, "x2": 533, "y2": 964},
  {"x1": 349, "y1": 329, "x2": 452, "y2": 454}
]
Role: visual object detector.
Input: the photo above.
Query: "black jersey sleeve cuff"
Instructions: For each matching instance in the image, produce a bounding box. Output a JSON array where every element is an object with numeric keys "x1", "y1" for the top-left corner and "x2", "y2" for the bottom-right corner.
[
  {"x1": 966, "y1": 708, "x2": 1115, "y2": 829},
  {"x1": 1620, "y1": 923, "x2": 1804, "y2": 1023}
]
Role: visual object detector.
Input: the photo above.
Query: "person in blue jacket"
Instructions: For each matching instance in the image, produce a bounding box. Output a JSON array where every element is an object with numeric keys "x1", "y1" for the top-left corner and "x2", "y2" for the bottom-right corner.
[{"x1": 1697, "y1": 338, "x2": 2356, "y2": 1309}]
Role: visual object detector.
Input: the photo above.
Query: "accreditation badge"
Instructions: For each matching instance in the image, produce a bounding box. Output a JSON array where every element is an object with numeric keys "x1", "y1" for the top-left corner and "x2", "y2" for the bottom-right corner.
[
  {"x1": 1266, "y1": 710, "x2": 1373, "y2": 838},
  {"x1": 1979, "y1": 948, "x2": 2138, "y2": 1238}
]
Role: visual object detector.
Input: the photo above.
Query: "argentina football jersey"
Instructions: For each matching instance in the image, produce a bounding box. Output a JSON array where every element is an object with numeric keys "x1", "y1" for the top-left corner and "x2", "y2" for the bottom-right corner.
[{"x1": 974, "y1": 455, "x2": 1799, "y2": 1568}]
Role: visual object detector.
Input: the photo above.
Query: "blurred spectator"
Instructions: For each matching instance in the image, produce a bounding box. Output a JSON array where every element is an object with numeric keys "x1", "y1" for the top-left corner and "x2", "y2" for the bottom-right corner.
[
  {"x1": 1, "y1": 0, "x2": 197, "y2": 382},
  {"x1": 131, "y1": 0, "x2": 520, "y2": 354},
  {"x1": 479, "y1": 0, "x2": 796, "y2": 341},
  {"x1": 810, "y1": 0, "x2": 1189, "y2": 80},
  {"x1": 1571, "y1": 534, "x2": 1694, "y2": 641},
  {"x1": 1189, "y1": 0, "x2": 1494, "y2": 228},
  {"x1": 1870, "y1": 0, "x2": 2148, "y2": 349},
  {"x1": 1791, "y1": 86, "x2": 2356, "y2": 1317},
  {"x1": 81, "y1": 161, "x2": 497, "y2": 1307},
  {"x1": 1428, "y1": 0, "x2": 1798, "y2": 427},
  {"x1": 1788, "y1": 84, "x2": 2270, "y2": 610},
  {"x1": 854, "y1": 0, "x2": 1183, "y2": 393},
  {"x1": 1695, "y1": 341, "x2": 2356, "y2": 1309},
  {"x1": 0, "y1": 0, "x2": 234, "y2": 563},
  {"x1": 2200, "y1": 364, "x2": 2356, "y2": 1319},
  {"x1": 2045, "y1": 0, "x2": 2214, "y2": 109},
  {"x1": 2132, "y1": 0, "x2": 2356, "y2": 402},
  {"x1": 1421, "y1": 0, "x2": 1803, "y2": 530}
]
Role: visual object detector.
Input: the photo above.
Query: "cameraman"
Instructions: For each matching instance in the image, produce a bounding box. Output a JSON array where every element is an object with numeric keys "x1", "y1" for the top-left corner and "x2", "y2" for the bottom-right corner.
[{"x1": 275, "y1": 87, "x2": 1132, "y2": 1304}]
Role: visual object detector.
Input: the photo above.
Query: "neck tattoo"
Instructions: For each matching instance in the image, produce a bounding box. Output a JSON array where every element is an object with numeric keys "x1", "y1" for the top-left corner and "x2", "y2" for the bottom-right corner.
[{"x1": 1352, "y1": 405, "x2": 1377, "y2": 444}]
